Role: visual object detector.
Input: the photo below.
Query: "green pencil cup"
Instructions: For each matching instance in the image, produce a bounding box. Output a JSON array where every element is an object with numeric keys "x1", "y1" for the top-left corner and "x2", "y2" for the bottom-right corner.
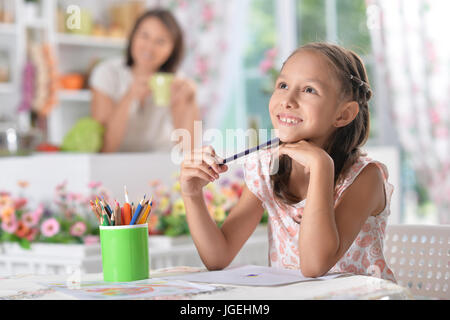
[{"x1": 100, "y1": 224, "x2": 149, "y2": 282}]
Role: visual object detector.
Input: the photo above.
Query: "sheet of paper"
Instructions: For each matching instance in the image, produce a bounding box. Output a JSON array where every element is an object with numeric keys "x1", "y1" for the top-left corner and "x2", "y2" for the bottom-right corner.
[
  {"x1": 159, "y1": 265, "x2": 343, "y2": 286},
  {"x1": 42, "y1": 278, "x2": 217, "y2": 300}
]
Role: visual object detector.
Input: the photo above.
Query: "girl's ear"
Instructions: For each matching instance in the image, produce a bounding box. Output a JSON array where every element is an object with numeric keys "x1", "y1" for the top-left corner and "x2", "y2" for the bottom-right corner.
[{"x1": 334, "y1": 101, "x2": 359, "y2": 128}]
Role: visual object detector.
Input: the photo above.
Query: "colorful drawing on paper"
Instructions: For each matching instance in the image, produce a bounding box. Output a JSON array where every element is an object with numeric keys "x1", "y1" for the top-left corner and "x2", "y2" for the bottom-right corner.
[{"x1": 42, "y1": 279, "x2": 216, "y2": 300}]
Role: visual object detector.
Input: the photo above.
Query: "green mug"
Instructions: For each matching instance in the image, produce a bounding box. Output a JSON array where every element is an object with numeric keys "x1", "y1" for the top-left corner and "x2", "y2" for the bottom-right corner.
[
  {"x1": 149, "y1": 72, "x2": 174, "y2": 107},
  {"x1": 100, "y1": 224, "x2": 149, "y2": 282}
]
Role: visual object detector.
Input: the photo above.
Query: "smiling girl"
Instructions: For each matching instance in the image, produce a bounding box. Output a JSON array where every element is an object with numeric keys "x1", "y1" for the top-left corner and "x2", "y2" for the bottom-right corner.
[{"x1": 180, "y1": 42, "x2": 396, "y2": 282}]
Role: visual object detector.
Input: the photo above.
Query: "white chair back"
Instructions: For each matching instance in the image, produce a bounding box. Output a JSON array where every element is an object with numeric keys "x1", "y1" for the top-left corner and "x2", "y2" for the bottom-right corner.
[{"x1": 384, "y1": 224, "x2": 450, "y2": 299}]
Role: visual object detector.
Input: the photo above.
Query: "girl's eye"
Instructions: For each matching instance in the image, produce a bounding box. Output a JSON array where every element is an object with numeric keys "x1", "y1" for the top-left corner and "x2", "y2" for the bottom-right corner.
[
  {"x1": 278, "y1": 82, "x2": 288, "y2": 90},
  {"x1": 304, "y1": 86, "x2": 317, "y2": 94}
]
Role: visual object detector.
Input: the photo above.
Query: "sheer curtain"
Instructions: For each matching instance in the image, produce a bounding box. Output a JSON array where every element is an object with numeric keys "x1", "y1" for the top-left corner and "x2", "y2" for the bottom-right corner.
[{"x1": 367, "y1": 0, "x2": 450, "y2": 223}]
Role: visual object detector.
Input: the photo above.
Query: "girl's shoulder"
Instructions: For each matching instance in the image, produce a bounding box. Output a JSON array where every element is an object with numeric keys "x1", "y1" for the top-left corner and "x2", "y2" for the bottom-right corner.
[
  {"x1": 335, "y1": 155, "x2": 392, "y2": 204},
  {"x1": 343, "y1": 155, "x2": 390, "y2": 183}
]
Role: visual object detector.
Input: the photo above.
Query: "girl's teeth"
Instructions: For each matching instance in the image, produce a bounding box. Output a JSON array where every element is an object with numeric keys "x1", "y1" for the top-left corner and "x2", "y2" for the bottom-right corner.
[{"x1": 280, "y1": 117, "x2": 299, "y2": 124}]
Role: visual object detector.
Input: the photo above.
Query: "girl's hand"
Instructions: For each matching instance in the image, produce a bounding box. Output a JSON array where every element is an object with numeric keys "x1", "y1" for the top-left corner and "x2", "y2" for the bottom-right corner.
[
  {"x1": 180, "y1": 146, "x2": 228, "y2": 197},
  {"x1": 272, "y1": 140, "x2": 333, "y2": 173}
]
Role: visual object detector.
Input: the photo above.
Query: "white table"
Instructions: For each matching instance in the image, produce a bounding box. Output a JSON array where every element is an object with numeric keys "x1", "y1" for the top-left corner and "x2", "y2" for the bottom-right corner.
[{"x1": 0, "y1": 266, "x2": 413, "y2": 300}]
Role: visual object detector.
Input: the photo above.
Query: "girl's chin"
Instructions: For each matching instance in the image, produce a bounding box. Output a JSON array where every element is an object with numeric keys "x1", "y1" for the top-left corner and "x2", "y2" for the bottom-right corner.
[{"x1": 275, "y1": 132, "x2": 304, "y2": 144}]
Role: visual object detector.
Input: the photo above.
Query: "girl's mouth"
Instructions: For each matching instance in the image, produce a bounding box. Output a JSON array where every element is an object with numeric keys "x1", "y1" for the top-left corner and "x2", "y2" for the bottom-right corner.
[{"x1": 276, "y1": 114, "x2": 303, "y2": 127}]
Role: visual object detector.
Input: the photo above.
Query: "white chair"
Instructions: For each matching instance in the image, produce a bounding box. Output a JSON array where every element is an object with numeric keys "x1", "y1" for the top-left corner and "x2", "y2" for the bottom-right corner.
[{"x1": 384, "y1": 224, "x2": 450, "y2": 299}]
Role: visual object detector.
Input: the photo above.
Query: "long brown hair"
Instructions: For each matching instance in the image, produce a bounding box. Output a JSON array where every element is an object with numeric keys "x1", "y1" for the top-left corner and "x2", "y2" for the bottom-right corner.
[
  {"x1": 125, "y1": 9, "x2": 184, "y2": 73},
  {"x1": 270, "y1": 42, "x2": 372, "y2": 206}
]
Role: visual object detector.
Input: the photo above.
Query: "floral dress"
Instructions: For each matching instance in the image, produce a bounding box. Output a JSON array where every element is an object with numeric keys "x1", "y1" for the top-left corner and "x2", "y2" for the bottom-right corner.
[{"x1": 243, "y1": 149, "x2": 396, "y2": 283}]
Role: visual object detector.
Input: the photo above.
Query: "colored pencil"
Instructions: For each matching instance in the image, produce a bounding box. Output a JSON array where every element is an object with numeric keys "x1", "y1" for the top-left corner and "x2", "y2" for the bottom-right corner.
[
  {"x1": 138, "y1": 198, "x2": 152, "y2": 224},
  {"x1": 102, "y1": 196, "x2": 113, "y2": 217},
  {"x1": 99, "y1": 201, "x2": 111, "y2": 226},
  {"x1": 137, "y1": 199, "x2": 150, "y2": 224},
  {"x1": 136, "y1": 200, "x2": 148, "y2": 224},
  {"x1": 110, "y1": 210, "x2": 115, "y2": 226},
  {"x1": 130, "y1": 194, "x2": 146, "y2": 225},
  {"x1": 123, "y1": 202, "x2": 132, "y2": 225},
  {"x1": 114, "y1": 200, "x2": 121, "y2": 226},
  {"x1": 124, "y1": 185, "x2": 130, "y2": 203},
  {"x1": 145, "y1": 200, "x2": 153, "y2": 223},
  {"x1": 220, "y1": 137, "x2": 280, "y2": 164},
  {"x1": 89, "y1": 200, "x2": 101, "y2": 223}
]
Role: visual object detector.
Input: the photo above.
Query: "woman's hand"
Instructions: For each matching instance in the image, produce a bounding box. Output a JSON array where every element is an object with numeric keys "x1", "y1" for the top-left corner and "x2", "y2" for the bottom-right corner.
[
  {"x1": 180, "y1": 146, "x2": 228, "y2": 197},
  {"x1": 272, "y1": 140, "x2": 333, "y2": 173},
  {"x1": 170, "y1": 77, "x2": 197, "y2": 107},
  {"x1": 129, "y1": 73, "x2": 151, "y2": 104}
]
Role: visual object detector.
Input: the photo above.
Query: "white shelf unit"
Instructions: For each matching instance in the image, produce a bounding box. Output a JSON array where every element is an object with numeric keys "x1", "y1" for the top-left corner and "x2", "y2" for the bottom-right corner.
[
  {"x1": 0, "y1": 1, "x2": 26, "y2": 124},
  {"x1": 58, "y1": 89, "x2": 91, "y2": 102},
  {"x1": 0, "y1": 0, "x2": 155, "y2": 144},
  {"x1": 47, "y1": 0, "x2": 130, "y2": 145},
  {"x1": 0, "y1": 22, "x2": 17, "y2": 34},
  {"x1": 56, "y1": 33, "x2": 126, "y2": 49}
]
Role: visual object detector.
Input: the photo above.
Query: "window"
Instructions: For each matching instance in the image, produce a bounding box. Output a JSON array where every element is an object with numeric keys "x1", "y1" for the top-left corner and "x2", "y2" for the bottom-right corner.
[{"x1": 231, "y1": 0, "x2": 380, "y2": 143}]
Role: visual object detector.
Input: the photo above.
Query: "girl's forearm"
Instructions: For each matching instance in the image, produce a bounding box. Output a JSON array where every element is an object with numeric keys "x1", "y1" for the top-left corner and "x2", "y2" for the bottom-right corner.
[
  {"x1": 101, "y1": 93, "x2": 134, "y2": 152},
  {"x1": 172, "y1": 102, "x2": 200, "y2": 148},
  {"x1": 183, "y1": 193, "x2": 230, "y2": 269},
  {"x1": 299, "y1": 159, "x2": 339, "y2": 276}
]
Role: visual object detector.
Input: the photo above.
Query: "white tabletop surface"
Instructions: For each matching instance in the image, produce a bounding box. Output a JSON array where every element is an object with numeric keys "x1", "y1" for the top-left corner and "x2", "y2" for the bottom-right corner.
[{"x1": 0, "y1": 266, "x2": 413, "y2": 300}]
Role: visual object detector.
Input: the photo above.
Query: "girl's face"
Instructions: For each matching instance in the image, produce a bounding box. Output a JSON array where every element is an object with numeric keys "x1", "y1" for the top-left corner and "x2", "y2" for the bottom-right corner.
[
  {"x1": 131, "y1": 17, "x2": 175, "y2": 72},
  {"x1": 269, "y1": 50, "x2": 343, "y2": 147}
]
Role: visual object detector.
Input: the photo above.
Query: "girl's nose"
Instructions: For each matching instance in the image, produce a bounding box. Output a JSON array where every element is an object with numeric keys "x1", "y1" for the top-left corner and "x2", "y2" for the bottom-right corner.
[{"x1": 280, "y1": 95, "x2": 298, "y2": 109}]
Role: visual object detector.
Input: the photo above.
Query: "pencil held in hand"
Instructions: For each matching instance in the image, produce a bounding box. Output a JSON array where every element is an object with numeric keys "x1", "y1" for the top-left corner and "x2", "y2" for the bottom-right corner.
[{"x1": 220, "y1": 137, "x2": 280, "y2": 165}]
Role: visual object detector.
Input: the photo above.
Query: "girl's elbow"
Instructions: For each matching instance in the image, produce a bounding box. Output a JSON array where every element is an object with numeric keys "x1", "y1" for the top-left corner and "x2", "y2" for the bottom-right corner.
[
  {"x1": 202, "y1": 256, "x2": 231, "y2": 271},
  {"x1": 299, "y1": 259, "x2": 331, "y2": 278}
]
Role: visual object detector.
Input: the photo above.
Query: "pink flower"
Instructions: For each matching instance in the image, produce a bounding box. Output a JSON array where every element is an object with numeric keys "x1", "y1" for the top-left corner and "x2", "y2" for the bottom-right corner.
[
  {"x1": 265, "y1": 48, "x2": 277, "y2": 59},
  {"x1": 34, "y1": 204, "x2": 44, "y2": 221},
  {"x1": 14, "y1": 198, "x2": 27, "y2": 210},
  {"x1": 195, "y1": 56, "x2": 209, "y2": 76},
  {"x1": 2, "y1": 216, "x2": 18, "y2": 233},
  {"x1": 22, "y1": 211, "x2": 39, "y2": 228},
  {"x1": 204, "y1": 190, "x2": 214, "y2": 204},
  {"x1": 26, "y1": 228, "x2": 38, "y2": 241},
  {"x1": 55, "y1": 180, "x2": 67, "y2": 192},
  {"x1": 88, "y1": 181, "x2": 102, "y2": 189},
  {"x1": 41, "y1": 218, "x2": 60, "y2": 237},
  {"x1": 70, "y1": 221, "x2": 86, "y2": 237},
  {"x1": 259, "y1": 59, "x2": 273, "y2": 74},
  {"x1": 83, "y1": 235, "x2": 99, "y2": 245},
  {"x1": 202, "y1": 4, "x2": 214, "y2": 22},
  {"x1": 67, "y1": 192, "x2": 83, "y2": 202}
]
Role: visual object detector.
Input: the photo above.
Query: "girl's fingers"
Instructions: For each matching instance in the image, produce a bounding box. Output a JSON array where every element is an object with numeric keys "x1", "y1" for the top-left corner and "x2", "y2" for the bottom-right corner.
[
  {"x1": 202, "y1": 145, "x2": 216, "y2": 157},
  {"x1": 183, "y1": 167, "x2": 215, "y2": 183},
  {"x1": 199, "y1": 152, "x2": 222, "y2": 175},
  {"x1": 183, "y1": 160, "x2": 219, "y2": 181}
]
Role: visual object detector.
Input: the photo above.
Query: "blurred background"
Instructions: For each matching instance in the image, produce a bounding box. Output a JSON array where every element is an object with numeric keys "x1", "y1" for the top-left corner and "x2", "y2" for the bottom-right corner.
[{"x1": 0, "y1": 0, "x2": 448, "y2": 228}]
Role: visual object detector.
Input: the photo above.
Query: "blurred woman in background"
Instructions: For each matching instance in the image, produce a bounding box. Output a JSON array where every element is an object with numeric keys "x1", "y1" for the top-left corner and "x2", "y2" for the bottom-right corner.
[{"x1": 90, "y1": 9, "x2": 199, "y2": 153}]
